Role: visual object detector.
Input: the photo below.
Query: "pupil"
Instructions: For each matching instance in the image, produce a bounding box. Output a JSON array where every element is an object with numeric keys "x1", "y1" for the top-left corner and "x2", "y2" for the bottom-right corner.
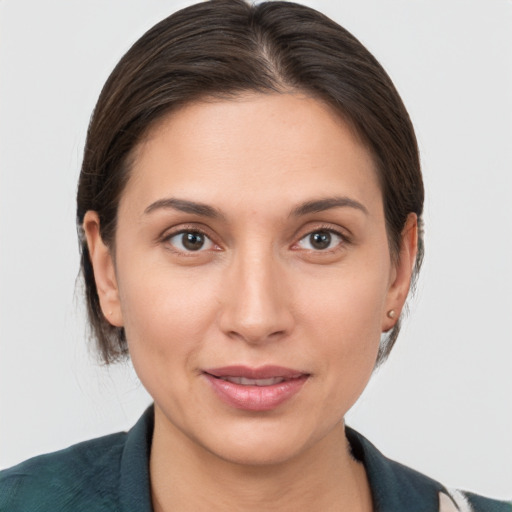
[
  {"x1": 310, "y1": 231, "x2": 331, "y2": 250},
  {"x1": 183, "y1": 232, "x2": 204, "y2": 251}
]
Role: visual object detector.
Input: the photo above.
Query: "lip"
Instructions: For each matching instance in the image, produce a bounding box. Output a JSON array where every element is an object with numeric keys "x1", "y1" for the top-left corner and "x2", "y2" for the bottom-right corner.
[{"x1": 203, "y1": 365, "x2": 310, "y2": 411}]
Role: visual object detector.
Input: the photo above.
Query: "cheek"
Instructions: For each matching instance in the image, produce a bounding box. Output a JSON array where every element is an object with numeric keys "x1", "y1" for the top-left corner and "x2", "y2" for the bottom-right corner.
[
  {"x1": 116, "y1": 260, "x2": 221, "y2": 371},
  {"x1": 297, "y1": 262, "x2": 390, "y2": 395},
  {"x1": 310, "y1": 290, "x2": 383, "y2": 374},
  {"x1": 302, "y1": 258, "x2": 390, "y2": 341}
]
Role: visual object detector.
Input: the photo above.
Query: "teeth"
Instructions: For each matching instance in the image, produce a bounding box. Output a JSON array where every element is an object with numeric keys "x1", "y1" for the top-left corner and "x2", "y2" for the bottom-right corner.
[{"x1": 220, "y1": 376, "x2": 286, "y2": 386}]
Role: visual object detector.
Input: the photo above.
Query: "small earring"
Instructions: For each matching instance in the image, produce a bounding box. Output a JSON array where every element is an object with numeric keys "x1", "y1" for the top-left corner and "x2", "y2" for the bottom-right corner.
[{"x1": 387, "y1": 309, "x2": 396, "y2": 319}]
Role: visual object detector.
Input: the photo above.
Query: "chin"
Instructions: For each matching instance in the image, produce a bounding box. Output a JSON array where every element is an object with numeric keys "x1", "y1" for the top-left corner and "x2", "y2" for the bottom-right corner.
[
  {"x1": 209, "y1": 435, "x2": 309, "y2": 467},
  {"x1": 195, "y1": 415, "x2": 342, "y2": 468}
]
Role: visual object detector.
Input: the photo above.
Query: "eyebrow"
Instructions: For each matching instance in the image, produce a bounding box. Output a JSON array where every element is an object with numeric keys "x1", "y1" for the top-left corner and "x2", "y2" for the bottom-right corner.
[
  {"x1": 144, "y1": 198, "x2": 224, "y2": 219},
  {"x1": 143, "y1": 195, "x2": 368, "y2": 219},
  {"x1": 290, "y1": 196, "x2": 368, "y2": 217}
]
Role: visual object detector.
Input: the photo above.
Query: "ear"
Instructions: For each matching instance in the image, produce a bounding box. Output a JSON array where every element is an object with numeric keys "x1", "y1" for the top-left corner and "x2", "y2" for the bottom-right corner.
[
  {"x1": 83, "y1": 211, "x2": 124, "y2": 327},
  {"x1": 382, "y1": 213, "x2": 418, "y2": 332}
]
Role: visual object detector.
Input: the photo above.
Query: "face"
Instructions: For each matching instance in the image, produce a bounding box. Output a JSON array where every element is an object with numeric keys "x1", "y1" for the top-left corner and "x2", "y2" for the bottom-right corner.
[{"x1": 85, "y1": 93, "x2": 416, "y2": 466}]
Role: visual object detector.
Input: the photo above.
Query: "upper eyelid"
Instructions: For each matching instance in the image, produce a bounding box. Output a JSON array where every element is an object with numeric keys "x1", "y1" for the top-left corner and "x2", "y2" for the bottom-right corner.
[
  {"x1": 293, "y1": 223, "x2": 351, "y2": 242},
  {"x1": 160, "y1": 224, "x2": 221, "y2": 250},
  {"x1": 296, "y1": 229, "x2": 346, "y2": 247},
  {"x1": 299, "y1": 228, "x2": 345, "y2": 240},
  {"x1": 162, "y1": 230, "x2": 220, "y2": 255},
  {"x1": 160, "y1": 223, "x2": 215, "y2": 240}
]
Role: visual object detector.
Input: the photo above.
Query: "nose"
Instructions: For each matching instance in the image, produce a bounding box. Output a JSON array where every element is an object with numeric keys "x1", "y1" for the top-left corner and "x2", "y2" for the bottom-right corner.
[{"x1": 218, "y1": 247, "x2": 294, "y2": 345}]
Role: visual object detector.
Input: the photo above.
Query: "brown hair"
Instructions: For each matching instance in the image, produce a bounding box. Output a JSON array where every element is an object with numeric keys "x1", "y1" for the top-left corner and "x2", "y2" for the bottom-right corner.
[{"x1": 77, "y1": 0, "x2": 424, "y2": 364}]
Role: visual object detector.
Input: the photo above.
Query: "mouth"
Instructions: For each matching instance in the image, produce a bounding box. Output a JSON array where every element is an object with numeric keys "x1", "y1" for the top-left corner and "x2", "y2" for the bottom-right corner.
[
  {"x1": 214, "y1": 376, "x2": 289, "y2": 386},
  {"x1": 202, "y1": 365, "x2": 310, "y2": 411}
]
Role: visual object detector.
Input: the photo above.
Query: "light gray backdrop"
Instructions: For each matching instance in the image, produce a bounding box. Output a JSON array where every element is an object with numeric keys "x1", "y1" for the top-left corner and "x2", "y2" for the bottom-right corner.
[{"x1": 1, "y1": 0, "x2": 511, "y2": 498}]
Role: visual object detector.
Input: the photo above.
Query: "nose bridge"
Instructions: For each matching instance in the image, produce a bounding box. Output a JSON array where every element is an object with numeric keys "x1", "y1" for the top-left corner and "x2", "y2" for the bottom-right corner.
[{"x1": 219, "y1": 241, "x2": 292, "y2": 343}]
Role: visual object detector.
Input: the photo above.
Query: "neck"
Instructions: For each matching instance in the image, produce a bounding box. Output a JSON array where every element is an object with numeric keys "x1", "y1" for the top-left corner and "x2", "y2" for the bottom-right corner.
[{"x1": 149, "y1": 408, "x2": 373, "y2": 512}]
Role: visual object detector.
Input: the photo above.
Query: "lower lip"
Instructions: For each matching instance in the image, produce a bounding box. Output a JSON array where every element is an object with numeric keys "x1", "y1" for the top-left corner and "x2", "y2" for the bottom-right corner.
[{"x1": 203, "y1": 374, "x2": 309, "y2": 411}]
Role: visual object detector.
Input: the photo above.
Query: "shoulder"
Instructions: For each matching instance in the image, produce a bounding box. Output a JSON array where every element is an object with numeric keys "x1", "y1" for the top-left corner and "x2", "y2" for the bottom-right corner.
[
  {"x1": 380, "y1": 455, "x2": 512, "y2": 512},
  {"x1": 0, "y1": 406, "x2": 154, "y2": 512},
  {"x1": 0, "y1": 431, "x2": 127, "y2": 512},
  {"x1": 346, "y1": 427, "x2": 512, "y2": 512},
  {"x1": 463, "y1": 491, "x2": 512, "y2": 512}
]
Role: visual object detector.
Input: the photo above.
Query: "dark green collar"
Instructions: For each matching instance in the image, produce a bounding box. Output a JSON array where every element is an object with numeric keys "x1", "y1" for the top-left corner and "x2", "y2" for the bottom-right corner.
[
  {"x1": 119, "y1": 405, "x2": 154, "y2": 512},
  {"x1": 346, "y1": 426, "x2": 444, "y2": 511}
]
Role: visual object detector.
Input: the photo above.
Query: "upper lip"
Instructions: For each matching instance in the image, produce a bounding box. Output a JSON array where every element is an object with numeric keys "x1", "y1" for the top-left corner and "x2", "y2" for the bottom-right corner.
[{"x1": 203, "y1": 365, "x2": 308, "y2": 379}]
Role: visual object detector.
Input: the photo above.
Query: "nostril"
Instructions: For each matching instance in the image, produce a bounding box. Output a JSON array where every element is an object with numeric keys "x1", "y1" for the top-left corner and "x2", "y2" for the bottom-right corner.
[{"x1": 225, "y1": 326, "x2": 289, "y2": 345}]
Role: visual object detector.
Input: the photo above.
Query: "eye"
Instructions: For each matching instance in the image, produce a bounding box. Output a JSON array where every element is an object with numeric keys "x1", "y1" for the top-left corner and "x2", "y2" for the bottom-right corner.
[
  {"x1": 297, "y1": 230, "x2": 344, "y2": 251},
  {"x1": 166, "y1": 231, "x2": 216, "y2": 252}
]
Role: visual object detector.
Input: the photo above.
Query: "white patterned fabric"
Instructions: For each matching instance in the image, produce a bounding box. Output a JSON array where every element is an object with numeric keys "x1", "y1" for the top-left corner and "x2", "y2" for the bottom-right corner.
[{"x1": 440, "y1": 490, "x2": 474, "y2": 512}]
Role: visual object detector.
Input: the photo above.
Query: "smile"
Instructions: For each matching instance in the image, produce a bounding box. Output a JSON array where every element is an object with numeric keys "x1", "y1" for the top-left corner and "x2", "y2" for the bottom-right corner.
[
  {"x1": 203, "y1": 366, "x2": 310, "y2": 411},
  {"x1": 217, "y1": 376, "x2": 286, "y2": 386}
]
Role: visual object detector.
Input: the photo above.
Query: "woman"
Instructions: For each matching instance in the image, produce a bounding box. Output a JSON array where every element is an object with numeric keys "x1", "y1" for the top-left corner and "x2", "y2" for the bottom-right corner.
[{"x1": 0, "y1": 1, "x2": 510, "y2": 510}]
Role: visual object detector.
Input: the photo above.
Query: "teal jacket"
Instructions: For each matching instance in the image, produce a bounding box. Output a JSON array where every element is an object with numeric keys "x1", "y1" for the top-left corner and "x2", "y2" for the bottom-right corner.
[{"x1": 1, "y1": 406, "x2": 510, "y2": 512}]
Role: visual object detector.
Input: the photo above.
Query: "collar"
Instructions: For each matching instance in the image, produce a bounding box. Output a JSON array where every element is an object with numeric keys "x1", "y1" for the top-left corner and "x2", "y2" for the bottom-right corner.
[
  {"x1": 118, "y1": 406, "x2": 444, "y2": 512},
  {"x1": 119, "y1": 405, "x2": 154, "y2": 512},
  {"x1": 346, "y1": 426, "x2": 445, "y2": 511}
]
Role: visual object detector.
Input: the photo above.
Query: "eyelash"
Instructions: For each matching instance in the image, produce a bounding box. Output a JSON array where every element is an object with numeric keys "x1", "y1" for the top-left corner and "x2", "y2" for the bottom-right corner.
[
  {"x1": 162, "y1": 227, "x2": 218, "y2": 254},
  {"x1": 161, "y1": 225, "x2": 350, "y2": 255},
  {"x1": 294, "y1": 226, "x2": 350, "y2": 253}
]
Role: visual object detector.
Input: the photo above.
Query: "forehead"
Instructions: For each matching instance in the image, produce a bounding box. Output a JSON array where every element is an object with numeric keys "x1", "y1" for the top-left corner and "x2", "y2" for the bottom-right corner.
[{"x1": 122, "y1": 93, "x2": 381, "y2": 216}]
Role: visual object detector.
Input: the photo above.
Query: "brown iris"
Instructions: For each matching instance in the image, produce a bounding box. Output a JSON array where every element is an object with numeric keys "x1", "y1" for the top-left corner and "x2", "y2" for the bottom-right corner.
[
  {"x1": 309, "y1": 231, "x2": 332, "y2": 250},
  {"x1": 182, "y1": 232, "x2": 205, "y2": 251}
]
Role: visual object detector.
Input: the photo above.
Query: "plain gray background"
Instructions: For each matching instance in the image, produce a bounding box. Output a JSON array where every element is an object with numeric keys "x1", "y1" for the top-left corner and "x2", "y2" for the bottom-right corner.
[{"x1": 1, "y1": 0, "x2": 511, "y2": 498}]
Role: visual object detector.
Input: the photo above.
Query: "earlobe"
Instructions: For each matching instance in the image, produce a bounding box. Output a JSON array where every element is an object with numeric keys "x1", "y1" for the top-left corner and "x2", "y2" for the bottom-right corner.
[
  {"x1": 83, "y1": 211, "x2": 124, "y2": 327},
  {"x1": 382, "y1": 213, "x2": 418, "y2": 332}
]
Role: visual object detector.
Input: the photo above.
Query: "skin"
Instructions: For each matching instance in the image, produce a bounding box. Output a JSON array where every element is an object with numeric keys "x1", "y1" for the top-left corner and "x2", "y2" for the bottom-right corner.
[{"x1": 84, "y1": 93, "x2": 417, "y2": 511}]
